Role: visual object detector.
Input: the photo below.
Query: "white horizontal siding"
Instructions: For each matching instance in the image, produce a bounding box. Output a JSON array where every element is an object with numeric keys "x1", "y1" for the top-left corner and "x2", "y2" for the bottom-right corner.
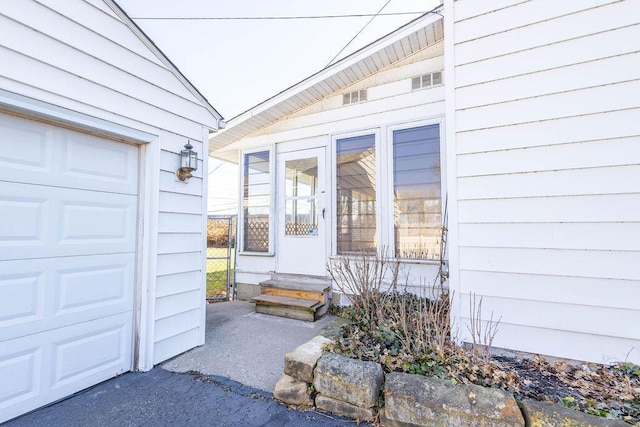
[
  {"x1": 458, "y1": 223, "x2": 640, "y2": 252},
  {"x1": 156, "y1": 271, "x2": 201, "y2": 298},
  {"x1": 455, "y1": 1, "x2": 638, "y2": 66},
  {"x1": 459, "y1": 271, "x2": 639, "y2": 311},
  {"x1": 457, "y1": 137, "x2": 639, "y2": 175},
  {"x1": 458, "y1": 165, "x2": 640, "y2": 199},
  {"x1": 465, "y1": 319, "x2": 640, "y2": 365},
  {"x1": 457, "y1": 79, "x2": 639, "y2": 132},
  {"x1": 458, "y1": 194, "x2": 639, "y2": 223},
  {"x1": 154, "y1": 309, "x2": 200, "y2": 343},
  {"x1": 158, "y1": 233, "x2": 202, "y2": 255},
  {"x1": 454, "y1": 0, "x2": 614, "y2": 43},
  {"x1": 456, "y1": 109, "x2": 640, "y2": 154},
  {"x1": 43, "y1": 0, "x2": 164, "y2": 66},
  {"x1": 0, "y1": 0, "x2": 216, "y2": 370},
  {"x1": 459, "y1": 294, "x2": 639, "y2": 340},
  {"x1": 451, "y1": 0, "x2": 640, "y2": 364},
  {"x1": 456, "y1": 52, "x2": 640, "y2": 110},
  {"x1": 459, "y1": 247, "x2": 639, "y2": 281},
  {"x1": 153, "y1": 328, "x2": 199, "y2": 365},
  {"x1": 156, "y1": 290, "x2": 201, "y2": 320},
  {"x1": 157, "y1": 252, "x2": 201, "y2": 277},
  {"x1": 159, "y1": 192, "x2": 203, "y2": 215},
  {"x1": 0, "y1": 3, "x2": 212, "y2": 127}
]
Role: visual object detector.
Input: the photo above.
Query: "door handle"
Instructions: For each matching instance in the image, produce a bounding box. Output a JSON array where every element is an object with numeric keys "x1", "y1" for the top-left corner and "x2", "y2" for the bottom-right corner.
[{"x1": 322, "y1": 208, "x2": 325, "y2": 219}]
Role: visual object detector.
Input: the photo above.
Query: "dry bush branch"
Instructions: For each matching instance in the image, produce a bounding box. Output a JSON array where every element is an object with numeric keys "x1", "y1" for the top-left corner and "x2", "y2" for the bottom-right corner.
[{"x1": 466, "y1": 293, "x2": 501, "y2": 364}]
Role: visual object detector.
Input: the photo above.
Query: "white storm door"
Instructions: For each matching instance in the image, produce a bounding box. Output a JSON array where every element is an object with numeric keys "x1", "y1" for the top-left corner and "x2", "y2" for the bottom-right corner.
[{"x1": 277, "y1": 147, "x2": 326, "y2": 276}]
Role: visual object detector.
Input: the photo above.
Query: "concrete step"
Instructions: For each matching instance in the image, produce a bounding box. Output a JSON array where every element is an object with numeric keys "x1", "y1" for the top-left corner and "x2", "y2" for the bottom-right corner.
[{"x1": 252, "y1": 294, "x2": 324, "y2": 322}]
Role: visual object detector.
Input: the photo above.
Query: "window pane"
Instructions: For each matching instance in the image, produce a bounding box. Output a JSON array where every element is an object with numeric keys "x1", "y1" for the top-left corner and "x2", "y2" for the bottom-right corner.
[
  {"x1": 285, "y1": 157, "x2": 317, "y2": 198},
  {"x1": 284, "y1": 157, "x2": 318, "y2": 237},
  {"x1": 285, "y1": 199, "x2": 318, "y2": 236},
  {"x1": 393, "y1": 125, "x2": 442, "y2": 260},
  {"x1": 432, "y1": 71, "x2": 443, "y2": 85},
  {"x1": 337, "y1": 134, "x2": 376, "y2": 255},
  {"x1": 243, "y1": 151, "x2": 270, "y2": 252}
]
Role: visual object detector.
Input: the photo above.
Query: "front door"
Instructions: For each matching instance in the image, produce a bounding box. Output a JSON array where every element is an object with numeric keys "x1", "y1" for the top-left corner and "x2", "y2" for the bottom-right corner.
[{"x1": 277, "y1": 147, "x2": 326, "y2": 276}]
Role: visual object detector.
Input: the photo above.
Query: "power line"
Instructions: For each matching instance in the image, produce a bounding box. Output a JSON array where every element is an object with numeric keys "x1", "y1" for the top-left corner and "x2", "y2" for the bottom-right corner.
[
  {"x1": 130, "y1": 11, "x2": 426, "y2": 21},
  {"x1": 325, "y1": 0, "x2": 392, "y2": 67}
]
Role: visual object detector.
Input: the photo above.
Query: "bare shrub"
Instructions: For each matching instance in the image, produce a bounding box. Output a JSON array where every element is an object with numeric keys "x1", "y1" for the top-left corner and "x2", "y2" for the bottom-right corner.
[
  {"x1": 466, "y1": 293, "x2": 501, "y2": 364},
  {"x1": 327, "y1": 247, "x2": 399, "y2": 332}
]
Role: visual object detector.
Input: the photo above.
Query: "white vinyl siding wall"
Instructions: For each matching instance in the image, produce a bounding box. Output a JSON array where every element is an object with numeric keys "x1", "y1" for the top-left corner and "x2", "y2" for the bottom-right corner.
[
  {"x1": 448, "y1": 0, "x2": 640, "y2": 364},
  {"x1": 0, "y1": 0, "x2": 218, "y2": 367},
  {"x1": 234, "y1": 42, "x2": 446, "y2": 289}
]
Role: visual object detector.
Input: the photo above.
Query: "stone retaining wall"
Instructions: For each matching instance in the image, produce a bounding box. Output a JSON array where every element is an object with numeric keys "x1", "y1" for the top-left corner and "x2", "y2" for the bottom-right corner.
[{"x1": 274, "y1": 336, "x2": 627, "y2": 427}]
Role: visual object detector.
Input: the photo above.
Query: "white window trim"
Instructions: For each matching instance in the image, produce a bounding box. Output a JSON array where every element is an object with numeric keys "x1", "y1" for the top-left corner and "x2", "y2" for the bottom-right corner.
[
  {"x1": 385, "y1": 117, "x2": 446, "y2": 264},
  {"x1": 238, "y1": 146, "x2": 275, "y2": 256},
  {"x1": 330, "y1": 128, "x2": 381, "y2": 257}
]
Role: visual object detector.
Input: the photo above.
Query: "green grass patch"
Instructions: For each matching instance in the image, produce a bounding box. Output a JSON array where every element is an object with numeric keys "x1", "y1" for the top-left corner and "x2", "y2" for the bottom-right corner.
[{"x1": 206, "y1": 246, "x2": 235, "y2": 299}]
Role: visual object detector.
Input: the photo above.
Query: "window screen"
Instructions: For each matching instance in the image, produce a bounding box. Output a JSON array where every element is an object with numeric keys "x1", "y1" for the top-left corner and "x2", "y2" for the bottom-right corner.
[
  {"x1": 393, "y1": 125, "x2": 441, "y2": 260},
  {"x1": 243, "y1": 151, "x2": 270, "y2": 252},
  {"x1": 336, "y1": 134, "x2": 377, "y2": 254}
]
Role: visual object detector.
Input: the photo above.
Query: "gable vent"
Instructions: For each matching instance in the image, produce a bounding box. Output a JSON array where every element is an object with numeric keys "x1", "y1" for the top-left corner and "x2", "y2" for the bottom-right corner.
[
  {"x1": 343, "y1": 89, "x2": 368, "y2": 105},
  {"x1": 412, "y1": 71, "x2": 443, "y2": 90}
]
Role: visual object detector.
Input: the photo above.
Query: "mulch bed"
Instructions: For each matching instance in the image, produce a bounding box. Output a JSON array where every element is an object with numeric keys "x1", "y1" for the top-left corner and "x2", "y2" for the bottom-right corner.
[{"x1": 493, "y1": 355, "x2": 640, "y2": 425}]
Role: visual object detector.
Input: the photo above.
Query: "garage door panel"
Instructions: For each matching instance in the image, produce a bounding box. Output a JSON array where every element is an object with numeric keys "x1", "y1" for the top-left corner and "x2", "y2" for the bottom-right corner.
[
  {"x1": 52, "y1": 323, "x2": 130, "y2": 390},
  {"x1": 0, "y1": 113, "x2": 51, "y2": 173},
  {"x1": 0, "y1": 272, "x2": 44, "y2": 328},
  {"x1": 0, "y1": 181, "x2": 136, "y2": 261},
  {"x1": 60, "y1": 131, "x2": 137, "y2": 187},
  {"x1": 0, "y1": 313, "x2": 132, "y2": 423},
  {"x1": 0, "y1": 348, "x2": 41, "y2": 409},
  {"x1": 0, "y1": 113, "x2": 138, "y2": 194},
  {"x1": 0, "y1": 194, "x2": 48, "y2": 245},
  {"x1": 0, "y1": 254, "x2": 134, "y2": 342}
]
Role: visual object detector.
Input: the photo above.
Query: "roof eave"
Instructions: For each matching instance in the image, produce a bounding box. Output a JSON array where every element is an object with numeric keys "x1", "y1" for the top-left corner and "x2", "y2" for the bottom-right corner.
[{"x1": 226, "y1": 9, "x2": 443, "y2": 130}]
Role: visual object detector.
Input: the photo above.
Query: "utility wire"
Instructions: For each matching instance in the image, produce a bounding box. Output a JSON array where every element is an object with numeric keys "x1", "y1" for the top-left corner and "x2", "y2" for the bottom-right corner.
[
  {"x1": 325, "y1": 0, "x2": 392, "y2": 67},
  {"x1": 131, "y1": 11, "x2": 426, "y2": 20}
]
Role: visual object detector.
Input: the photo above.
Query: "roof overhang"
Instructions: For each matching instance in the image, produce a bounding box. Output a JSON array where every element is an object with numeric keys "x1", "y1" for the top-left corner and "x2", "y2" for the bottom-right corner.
[{"x1": 209, "y1": 10, "x2": 444, "y2": 161}]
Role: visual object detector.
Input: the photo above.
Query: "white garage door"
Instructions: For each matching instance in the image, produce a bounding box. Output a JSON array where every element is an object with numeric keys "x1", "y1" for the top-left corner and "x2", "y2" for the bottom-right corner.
[{"x1": 0, "y1": 113, "x2": 138, "y2": 422}]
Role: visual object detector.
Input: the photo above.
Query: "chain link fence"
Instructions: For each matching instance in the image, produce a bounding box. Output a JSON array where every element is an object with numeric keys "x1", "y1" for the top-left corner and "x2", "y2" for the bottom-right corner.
[{"x1": 206, "y1": 215, "x2": 236, "y2": 301}]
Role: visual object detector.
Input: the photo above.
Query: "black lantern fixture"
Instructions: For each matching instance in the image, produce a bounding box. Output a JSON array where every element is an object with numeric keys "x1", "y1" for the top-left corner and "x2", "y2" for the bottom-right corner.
[{"x1": 176, "y1": 141, "x2": 198, "y2": 181}]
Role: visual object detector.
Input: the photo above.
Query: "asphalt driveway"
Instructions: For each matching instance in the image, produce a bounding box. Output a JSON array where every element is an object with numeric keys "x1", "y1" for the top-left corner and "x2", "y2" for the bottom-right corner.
[{"x1": 5, "y1": 367, "x2": 361, "y2": 426}]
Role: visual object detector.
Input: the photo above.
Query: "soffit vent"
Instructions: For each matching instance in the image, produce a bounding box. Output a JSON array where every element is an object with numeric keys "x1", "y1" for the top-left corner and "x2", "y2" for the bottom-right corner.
[
  {"x1": 412, "y1": 71, "x2": 443, "y2": 90},
  {"x1": 343, "y1": 89, "x2": 368, "y2": 105}
]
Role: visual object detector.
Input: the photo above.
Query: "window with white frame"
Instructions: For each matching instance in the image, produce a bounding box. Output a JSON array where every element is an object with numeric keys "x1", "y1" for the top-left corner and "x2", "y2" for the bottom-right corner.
[
  {"x1": 242, "y1": 150, "x2": 271, "y2": 252},
  {"x1": 336, "y1": 134, "x2": 377, "y2": 255},
  {"x1": 392, "y1": 124, "x2": 442, "y2": 260}
]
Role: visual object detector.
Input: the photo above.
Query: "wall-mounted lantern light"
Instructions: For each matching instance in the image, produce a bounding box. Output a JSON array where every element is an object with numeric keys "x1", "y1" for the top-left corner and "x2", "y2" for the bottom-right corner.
[{"x1": 176, "y1": 141, "x2": 198, "y2": 181}]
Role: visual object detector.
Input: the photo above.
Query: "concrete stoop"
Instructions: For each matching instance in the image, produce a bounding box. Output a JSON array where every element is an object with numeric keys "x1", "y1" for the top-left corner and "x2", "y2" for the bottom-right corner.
[{"x1": 274, "y1": 335, "x2": 629, "y2": 427}]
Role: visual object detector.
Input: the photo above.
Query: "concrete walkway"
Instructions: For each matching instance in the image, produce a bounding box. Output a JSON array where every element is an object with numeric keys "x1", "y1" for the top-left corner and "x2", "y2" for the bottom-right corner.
[{"x1": 162, "y1": 300, "x2": 336, "y2": 393}]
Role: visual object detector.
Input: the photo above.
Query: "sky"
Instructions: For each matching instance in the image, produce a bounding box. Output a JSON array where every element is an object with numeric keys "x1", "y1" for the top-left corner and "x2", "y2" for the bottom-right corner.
[
  {"x1": 117, "y1": 0, "x2": 439, "y2": 119},
  {"x1": 116, "y1": 0, "x2": 441, "y2": 214}
]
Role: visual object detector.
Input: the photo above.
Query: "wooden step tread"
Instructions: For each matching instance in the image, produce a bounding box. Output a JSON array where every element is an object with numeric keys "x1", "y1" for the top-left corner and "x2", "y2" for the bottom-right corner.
[
  {"x1": 259, "y1": 279, "x2": 331, "y2": 293},
  {"x1": 252, "y1": 294, "x2": 323, "y2": 310}
]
